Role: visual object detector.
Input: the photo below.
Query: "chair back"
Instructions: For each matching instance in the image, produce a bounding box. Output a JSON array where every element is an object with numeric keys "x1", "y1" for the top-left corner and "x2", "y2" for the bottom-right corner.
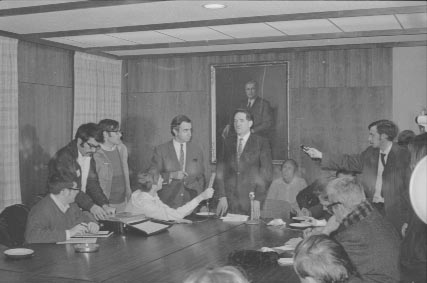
[
  {"x1": 0, "y1": 204, "x2": 30, "y2": 247},
  {"x1": 261, "y1": 199, "x2": 291, "y2": 219}
]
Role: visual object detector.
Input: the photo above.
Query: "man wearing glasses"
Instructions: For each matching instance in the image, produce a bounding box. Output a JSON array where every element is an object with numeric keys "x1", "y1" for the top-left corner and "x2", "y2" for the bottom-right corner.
[
  {"x1": 25, "y1": 180, "x2": 99, "y2": 243},
  {"x1": 48, "y1": 123, "x2": 115, "y2": 220},
  {"x1": 305, "y1": 177, "x2": 400, "y2": 283},
  {"x1": 93, "y1": 119, "x2": 131, "y2": 212}
]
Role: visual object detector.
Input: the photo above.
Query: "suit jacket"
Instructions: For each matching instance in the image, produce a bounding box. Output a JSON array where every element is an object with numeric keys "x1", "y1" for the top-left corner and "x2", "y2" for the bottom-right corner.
[
  {"x1": 334, "y1": 208, "x2": 401, "y2": 283},
  {"x1": 322, "y1": 143, "x2": 410, "y2": 231},
  {"x1": 238, "y1": 96, "x2": 273, "y2": 138},
  {"x1": 48, "y1": 140, "x2": 109, "y2": 211},
  {"x1": 216, "y1": 134, "x2": 272, "y2": 214},
  {"x1": 149, "y1": 140, "x2": 205, "y2": 208}
]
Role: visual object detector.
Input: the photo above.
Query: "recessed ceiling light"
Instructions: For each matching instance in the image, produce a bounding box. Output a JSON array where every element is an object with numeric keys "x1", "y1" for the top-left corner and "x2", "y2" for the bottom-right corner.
[{"x1": 203, "y1": 3, "x2": 227, "y2": 9}]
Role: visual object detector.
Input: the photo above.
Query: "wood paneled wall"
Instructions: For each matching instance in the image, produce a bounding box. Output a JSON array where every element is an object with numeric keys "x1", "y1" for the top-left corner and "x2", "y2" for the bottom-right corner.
[
  {"x1": 18, "y1": 41, "x2": 73, "y2": 205},
  {"x1": 124, "y1": 47, "x2": 392, "y2": 184}
]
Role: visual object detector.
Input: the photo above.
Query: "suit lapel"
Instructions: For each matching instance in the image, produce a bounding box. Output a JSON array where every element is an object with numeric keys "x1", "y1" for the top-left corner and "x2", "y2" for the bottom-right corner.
[{"x1": 167, "y1": 140, "x2": 181, "y2": 168}]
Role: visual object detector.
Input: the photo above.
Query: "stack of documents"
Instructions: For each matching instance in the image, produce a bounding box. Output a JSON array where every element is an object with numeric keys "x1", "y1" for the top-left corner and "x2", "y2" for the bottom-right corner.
[{"x1": 220, "y1": 213, "x2": 249, "y2": 222}]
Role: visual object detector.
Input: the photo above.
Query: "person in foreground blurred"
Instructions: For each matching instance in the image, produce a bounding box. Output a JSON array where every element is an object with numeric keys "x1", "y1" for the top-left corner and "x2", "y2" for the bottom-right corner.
[
  {"x1": 294, "y1": 234, "x2": 361, "y2": 283},
  {"x1": 264, "y1": 159, "x2": 307, "y2": 215},
  {"x1": 183, "y1": 265, "x2": 249, "y2": 283},
  {"x1": 400, "y1": 133, "x2": 427, "y2": 283},
  {"x1": 125, "y1": 171, "x2": 214, "y2": 223},
  {"x1": 305, "y1": 177, "x2": 401, "y2": 283},
  {"x1": 25, "y1": 180, "x2": 98, "y2": 244}
]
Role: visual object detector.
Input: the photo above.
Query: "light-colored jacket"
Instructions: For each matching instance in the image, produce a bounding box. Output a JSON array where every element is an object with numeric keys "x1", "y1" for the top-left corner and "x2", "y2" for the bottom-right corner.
[{"x1": 93, "y1": 143, "x2": 131, "y2": 201}]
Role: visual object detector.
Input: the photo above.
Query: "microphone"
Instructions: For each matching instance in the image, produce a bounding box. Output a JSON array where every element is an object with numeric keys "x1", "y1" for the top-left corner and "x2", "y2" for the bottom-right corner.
[{"x1": 246, "y1": 192, "x2": 259, "y2": 225}]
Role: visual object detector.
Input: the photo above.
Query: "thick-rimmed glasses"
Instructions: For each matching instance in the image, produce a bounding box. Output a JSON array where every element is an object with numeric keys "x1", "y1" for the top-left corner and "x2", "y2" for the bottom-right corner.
[
  {"x1": 326, "y1": 202, "x2": 342, "y2": 214},
  {"x1": 67, "y1": 187, "x2": 81, "y2": 192},
  {"x1": 86, "y1": 142, "x2": 101, "y2": 150}
]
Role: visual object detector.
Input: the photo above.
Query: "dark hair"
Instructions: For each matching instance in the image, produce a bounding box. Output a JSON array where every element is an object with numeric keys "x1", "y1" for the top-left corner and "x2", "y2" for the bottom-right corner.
[
  {"x1": 135, "y1": 171, "x2": 159, "y2": 192},
  {"x1": 408, "y1": 133, "x2": 427, "y2": 171},
  {"x1": 335, "y1": 169, "x2": 358, "y2": 178},
  {"x1": 233, "y1": 109, "x2": 254, "y2": 123},
  {"x1": 48, "y1": 179, "x2": 78, "y2": 195},
  {"x1": 74, "y1": 123, "x2": 101, "y2": 146},
  {"x1": 97, "y1": 119, "x2": 120, "y2": 143},
  {"x1": 397, "y1": 130, "x2": 416, "y2": 147},
  {"x1": 170, "y1": 115, "x2": 191, "y2": 136},
  {"x1": 294, "y1": 234, "x2": 360, "y2": 283},
  {"x1": 368, "y1": 120, "x2": 398, "y2": 141},
  {"x1": 282, "y1": 159, "x2": 298, "y2": 171}
]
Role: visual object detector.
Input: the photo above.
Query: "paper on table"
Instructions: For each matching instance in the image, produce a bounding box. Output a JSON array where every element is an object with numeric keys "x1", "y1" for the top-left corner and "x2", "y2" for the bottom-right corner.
[
  {"x1": 277, "y1": 257, "x2": 294, "y2": 266},
  {"x1": 72, "y1": 231, "x2": 113, "y2": 238},
  {"x1": 131, "y1": 221, "x2": 169, "y2": 234},
  {"x1": 57, "y1": 238, "x2": 97, "y2": 244},
  {"x1": 220, "y1": 213, "x2": 249, "y2": 222}
]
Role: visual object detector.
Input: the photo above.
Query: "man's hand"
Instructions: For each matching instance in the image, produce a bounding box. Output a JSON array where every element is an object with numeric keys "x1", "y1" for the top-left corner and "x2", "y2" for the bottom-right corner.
[
  {"x1": 102, "y1": 205, "x2": 116, "y2": 217},
  {"x1": 221, "y1": 125, "x2": 230, "y2": 139},
  {"x1": 322, "y1": 215, "x2": 340, "y2": 235},
  {"x1": 304, "y1": 147, "x2": 323, "y2": 160},
  {"x1": 87, "y1": 222, "x2": 100, "y2": 234},
  {"x1": 253, "y1": 200, "x2": 260, "y2": 220},
  {"x1": 90, "y1": 205, "x2": 108, "y2": 220},
  {"x1": 170, "y1": 171, "x2": 188, "y2": 180},
  {"x1": 216, "y1": 197, "x2": 228, "y2": 217},
  {"x1": 69, "y1": 223, "x2": 88, "y2": 237},
  {"x1": 199, "y1": 188, "x2": 214, "y2": 200}
]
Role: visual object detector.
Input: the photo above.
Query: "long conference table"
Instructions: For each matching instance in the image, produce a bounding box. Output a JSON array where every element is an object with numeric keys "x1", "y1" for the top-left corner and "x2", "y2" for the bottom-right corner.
[{"x1": 0, "y1": 217, "x2": 302, "y2": 283}]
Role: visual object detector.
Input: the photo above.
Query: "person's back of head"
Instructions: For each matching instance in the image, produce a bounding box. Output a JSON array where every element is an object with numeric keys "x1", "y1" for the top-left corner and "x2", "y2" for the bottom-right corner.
[
  {"x1": 326, "y1": 177, "x2": 366, "y2": 209},
  {"x1": 397, "y1": 130, "x2": 416, "y2": 147},
  {"x1": 183, "y1": 266, "x2": 249, "y2": 283},
  {"x1": 293, "y1": 234, "x2": 359, "y2": 283}
]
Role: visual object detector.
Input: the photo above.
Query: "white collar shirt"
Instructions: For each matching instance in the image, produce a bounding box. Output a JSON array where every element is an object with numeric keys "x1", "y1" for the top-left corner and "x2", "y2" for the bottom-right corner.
[{"x1": 77, "y1": 148, "x2": 91, "y2": 193}]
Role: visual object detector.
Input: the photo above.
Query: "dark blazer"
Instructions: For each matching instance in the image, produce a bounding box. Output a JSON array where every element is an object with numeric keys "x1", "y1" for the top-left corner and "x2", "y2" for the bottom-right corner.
[
  {"x1": 216, "y1": 134, "x2": 272, "y2": 214},
  {"x1": 149, "y1": 140, "x2": 205, "y2": 208},
  {"x1": 48, "y1": 140, "x2": 109, "y2": 211},
  {"x1": 322, "y1": 143, "x2": 410, "y2": 231},
  {"x1": 334, "y1": 209, "x2": 401, "y2": 283},
  {"x1": 242, "y1": 96, "x2": 273, "y2": 138}
]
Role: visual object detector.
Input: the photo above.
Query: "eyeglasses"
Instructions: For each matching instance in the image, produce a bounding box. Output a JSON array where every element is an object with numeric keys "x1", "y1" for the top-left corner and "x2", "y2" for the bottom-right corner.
[
  {"x1": 86, "y1": 142, "x2": 101, "y2": 150},
  {"x1": 107, "y1": 129, "x2": 122, "y2": 134},
  {"x1": 326, "y1": 202, "x2": 342, "y2": 214},
  {"x1": 67, "y1": 187, "x2": 81, "y2": 191}
]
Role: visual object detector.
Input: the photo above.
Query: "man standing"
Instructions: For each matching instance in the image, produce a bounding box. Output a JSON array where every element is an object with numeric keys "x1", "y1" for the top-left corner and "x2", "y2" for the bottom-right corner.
[
  {"x1": 216, "y1": 109, "x2": 272, "y2": 218},
  {"x1": 25, "y1": 180, "x2": 99, "y2": 244},
  {"x1": 222, "y1": 80, "x2": 273, "y2": 140},
  {"x1": 304, "y1": 119, "x2": 410, "y2": 232},
  {"x1": 94, "y1": 119, "x2": 131, "y2": 213},
  {"x1": 48, "y1": 123, "x2": 115, "y2": 220},
  {"x1": 149, "y1": 115, "x2": 205, "y2": 208}
]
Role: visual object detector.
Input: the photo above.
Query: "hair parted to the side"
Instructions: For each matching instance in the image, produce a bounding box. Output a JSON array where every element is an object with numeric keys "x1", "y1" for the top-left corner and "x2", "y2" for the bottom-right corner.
[
  {"x1": 368, "y1": 120, "x2": 398, "y2": 141},
  {"x1": 170, "y1": 115, "x2": 191, "y2": 136},
  {"x1": 74, "y1": 123, "x2": 101, "y2": 146}
]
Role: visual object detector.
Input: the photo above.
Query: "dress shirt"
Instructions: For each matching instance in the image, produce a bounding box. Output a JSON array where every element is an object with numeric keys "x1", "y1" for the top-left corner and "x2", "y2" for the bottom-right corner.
[
  {"x1": 77, "y1": 149, "x2": 91, "y2": 193},
  {"x1": 172, "y1": 139, "x2": 186, "y2": 171},
  {"x1": 247, "y1": 99, "x2": 255, "y2": 108},
  {"x1": 373, "y1": 143, "x2": 392, "y2": 203},
  {"x1": 50, "y1": 194, "x2": 71, "y2": 239},
  {"x1": 237, "y1": 132, "x2": 250, "y2": 155}
]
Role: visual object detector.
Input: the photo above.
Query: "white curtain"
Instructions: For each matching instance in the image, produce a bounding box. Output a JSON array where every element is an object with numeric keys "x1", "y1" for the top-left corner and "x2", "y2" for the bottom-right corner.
[
  {"x1": 73, "y1": 52, "x2": 122, "y2": 134},
  {"x1": 0, "y1": 36, "x2": 21, "y2": 210}
]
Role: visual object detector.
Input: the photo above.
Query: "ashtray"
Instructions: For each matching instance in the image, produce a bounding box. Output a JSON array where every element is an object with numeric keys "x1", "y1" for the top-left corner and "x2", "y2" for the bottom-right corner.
[
  {"x1": 4, "y1": 248, "x2": 34, "y2": 259},
  {"x1": 74, "y1": 243, "x2": 99, "y2": 253}
]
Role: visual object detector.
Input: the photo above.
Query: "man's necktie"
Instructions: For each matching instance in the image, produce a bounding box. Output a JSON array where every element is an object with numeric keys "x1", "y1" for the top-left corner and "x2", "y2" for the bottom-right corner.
[
  {"x1": 179, "y1": 143, "x2": 185, "y2": 170},
  {"x1": 247, "y1": 100, "x2": 251, "y2": 109},
  {"x1": 237, "y1": 138, "x2": 244, "y2": 160},
  {"x1": 380, "y1": 153, "x2": 386, "y2": 167}
]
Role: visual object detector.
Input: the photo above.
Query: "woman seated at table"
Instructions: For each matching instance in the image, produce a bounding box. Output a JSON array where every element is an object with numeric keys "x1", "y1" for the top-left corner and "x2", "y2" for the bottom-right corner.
[
  {"x1": 125, "y1": 172, "x2": 214, "y2": 223},
  {"x1": 264, "y1": 159, "x2": 307, "y2": 216}
]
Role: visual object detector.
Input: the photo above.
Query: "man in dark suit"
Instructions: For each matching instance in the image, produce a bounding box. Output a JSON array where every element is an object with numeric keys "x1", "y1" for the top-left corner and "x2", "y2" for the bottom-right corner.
[
  {"x1": 149, "y1": 115, "x2": 205, "y2": 208},
  {"x1": 216, "y1": 109, "x2": 272, "y2": 217},
  {"x1": 304, "y1": 119, "x2": 410, "y2": 232},
  {"x1": 222, "y1": 80, "x2": 273, "y2": 140}
]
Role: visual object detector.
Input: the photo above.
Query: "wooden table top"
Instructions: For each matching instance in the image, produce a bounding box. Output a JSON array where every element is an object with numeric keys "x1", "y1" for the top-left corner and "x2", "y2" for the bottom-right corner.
[{"x1": 0, "y1": 218, "x2": 303, "y2": 283}]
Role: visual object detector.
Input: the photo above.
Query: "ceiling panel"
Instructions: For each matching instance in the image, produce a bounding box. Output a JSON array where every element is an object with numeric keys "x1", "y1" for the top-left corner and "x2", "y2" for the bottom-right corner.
[
  {"x1": 396, "y1": 13, "x2": 427, "y2": 29},
  {"x1": 0, "y1": 0, "x2": 84, "y2": 10},
  {"x1": 107, "y1": 31, "x2": 184, "y2": 44},
  {"x1": 45, "y1": 34, "x2": 135, "y2": 47},
  {"x1": 43, "y1": 37, "x2": 93, "y2": 48},
  {"x1": 330, "y1": 15, "x2": 402, "y2": 32},
  {"x1": 106, "y1": 34, "x2": 427, "y2": 56},
  {"x1": 268, "y1": 19, "x2": 341, "y2": 35},
  {"x1": 210, "y1": 23, "x2": 285, "y2": 38},
  {"x1": 159, "y1": 27, "x2": 232, "y2": 41}
]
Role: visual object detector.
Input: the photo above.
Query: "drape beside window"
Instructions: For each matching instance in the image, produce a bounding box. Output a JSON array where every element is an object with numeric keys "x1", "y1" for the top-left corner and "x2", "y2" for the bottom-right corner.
[
  {"x1": 73, "y1": 52, "x2": 122, "y2": 135},
  {"x1": 0, "y1": 36, "x2": 21, "y2": 210}
]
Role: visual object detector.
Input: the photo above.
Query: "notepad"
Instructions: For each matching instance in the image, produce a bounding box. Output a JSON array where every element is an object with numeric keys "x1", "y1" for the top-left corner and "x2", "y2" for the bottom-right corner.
[
  {"x1": 130, "y1": 221, "x2": 170, "y2": 235},
  {"x1": 57, "y1": 238, "x2": 97, "y2": 244},
  {"x1": 72, "y1": 231, "x2": 113, "y2": 238},
  {"x1": 220, "y1": 213, "x2": 249, "y2": 222}
]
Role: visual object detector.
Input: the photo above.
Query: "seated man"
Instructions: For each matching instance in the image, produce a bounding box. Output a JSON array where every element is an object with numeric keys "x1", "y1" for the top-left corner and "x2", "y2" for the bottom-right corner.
[
  {"x1": 125, "y1": 171, "x2": 214, "y2": 223},
  {"x1": 25, "y1": 180, "x2": 99, "y2": 244},
  {"x1": 264, "y1": 159, "x2": 307, "y2": 216},
  {"x1": 307, "y1": 177, "x2": 401, "y2": 283},
  {"x1": 294, "y1": 234, "x2": 362, "y2": 283},
  {"x1": 296, "y1": 178, "x2": 330, "y2": 219}
]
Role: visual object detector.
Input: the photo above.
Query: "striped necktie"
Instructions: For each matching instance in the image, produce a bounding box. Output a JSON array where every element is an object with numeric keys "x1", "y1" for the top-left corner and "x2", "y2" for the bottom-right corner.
[{"x1": 179, "y1": 143, "x2": 185, "y2": 170}]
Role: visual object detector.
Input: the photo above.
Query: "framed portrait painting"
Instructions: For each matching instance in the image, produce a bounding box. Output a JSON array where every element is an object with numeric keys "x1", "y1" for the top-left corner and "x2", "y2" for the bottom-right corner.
[{"x1": 210, "y1": 61, "x2": 289, "y2": 164}]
